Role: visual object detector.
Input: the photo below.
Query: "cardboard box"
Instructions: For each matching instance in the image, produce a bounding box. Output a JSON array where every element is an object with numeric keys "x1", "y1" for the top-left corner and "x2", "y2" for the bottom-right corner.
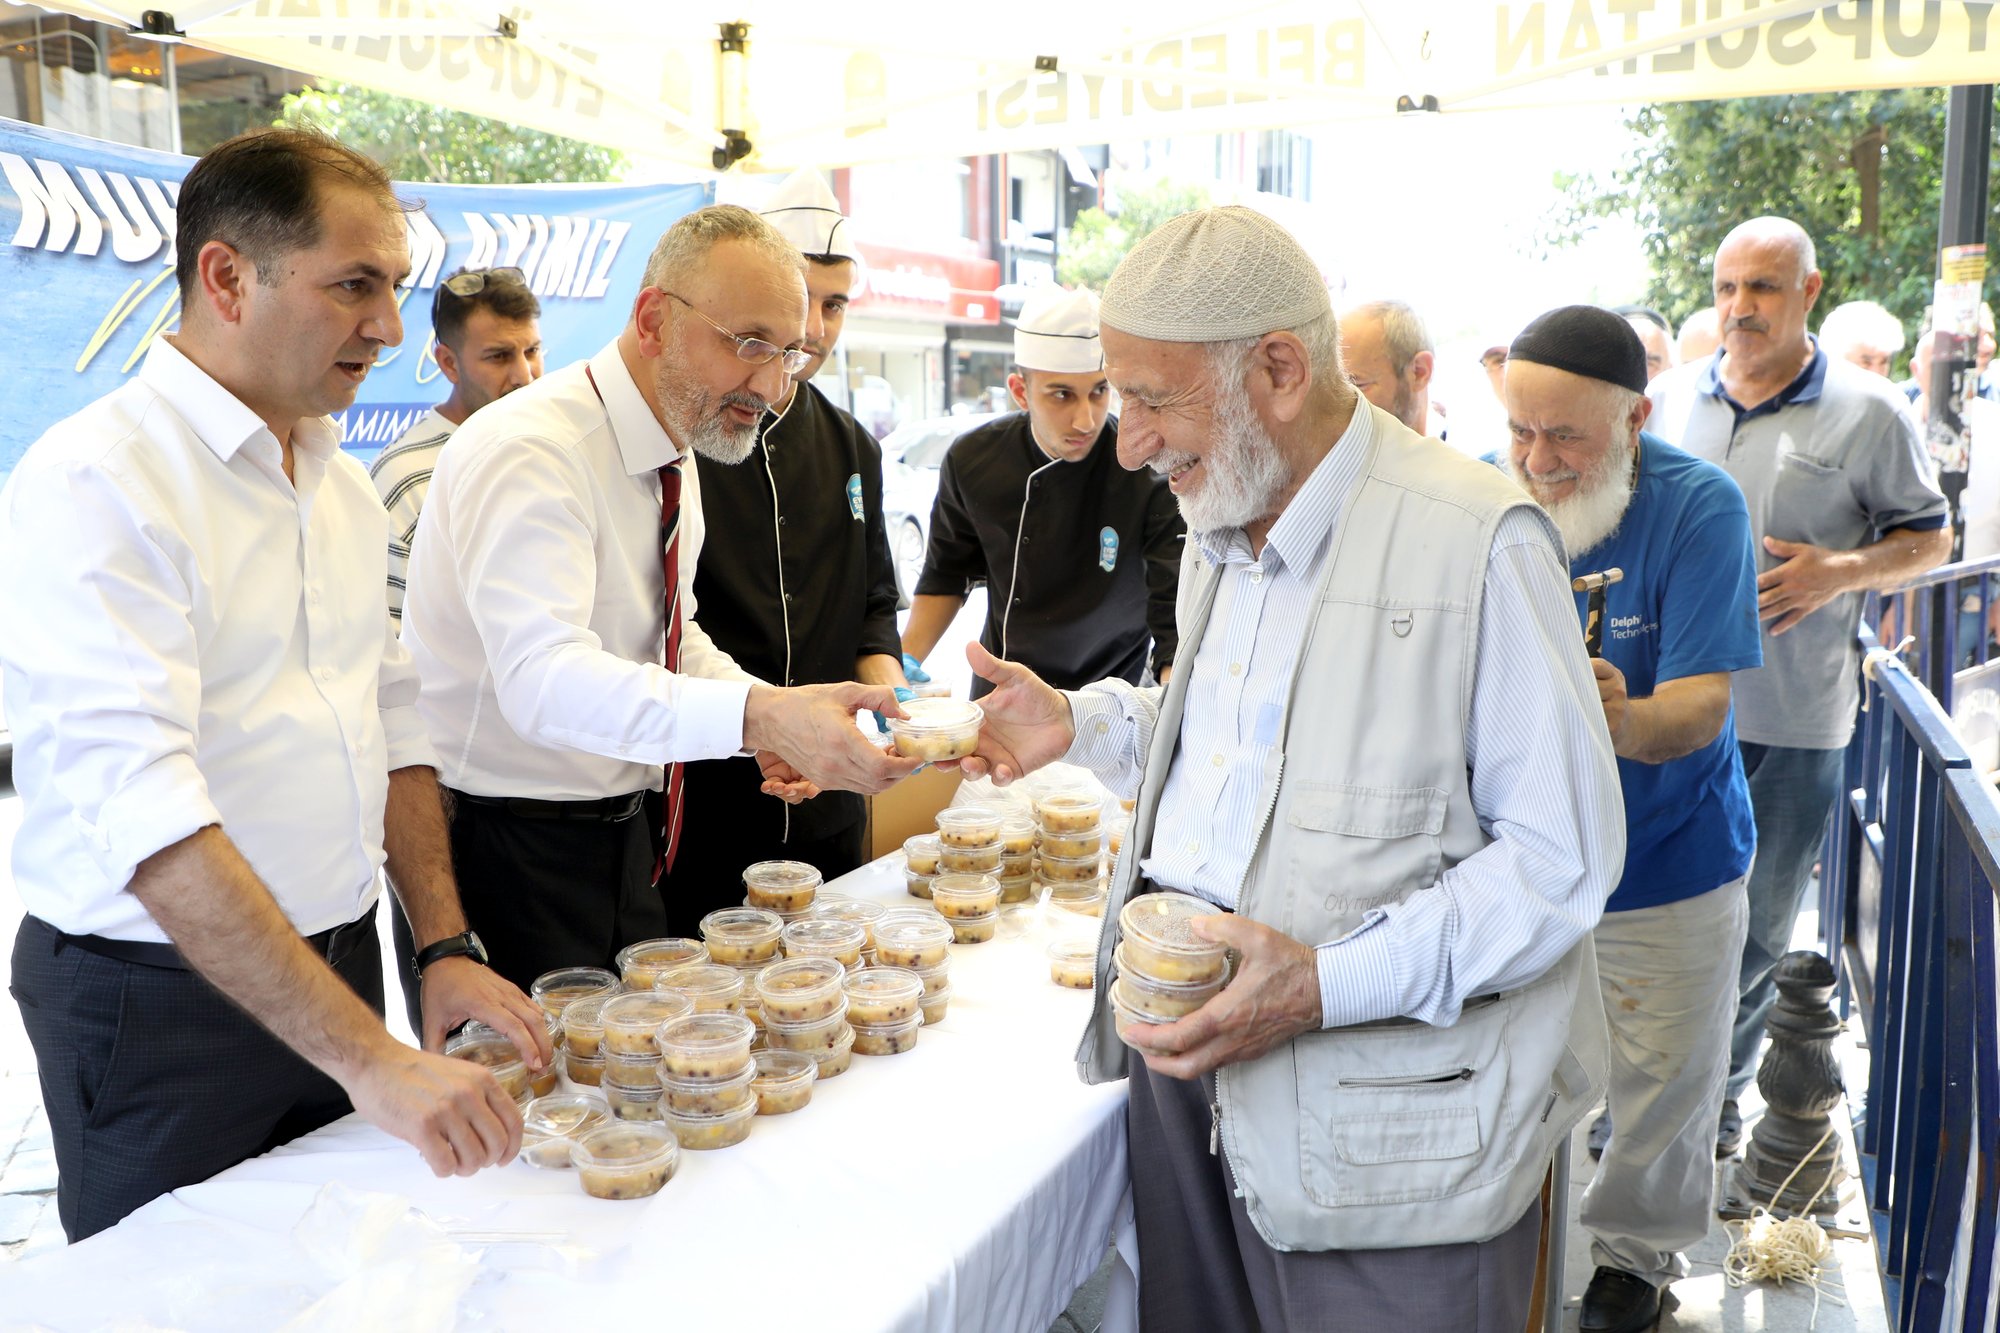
[{"x1": 865, "y1": 765, "x2": 963, "y2": 859}]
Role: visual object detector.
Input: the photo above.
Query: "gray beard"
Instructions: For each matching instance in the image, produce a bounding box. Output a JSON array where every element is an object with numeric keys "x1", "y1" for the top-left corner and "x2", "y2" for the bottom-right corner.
[{"x1": 688, "y1": 409, "x2": 759, "y2": 465}]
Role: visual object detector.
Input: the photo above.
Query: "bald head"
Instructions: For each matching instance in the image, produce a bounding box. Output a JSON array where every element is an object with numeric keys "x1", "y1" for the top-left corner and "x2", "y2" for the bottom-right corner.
[
  {"x1": 1717, "y1": 216, "x2": 1818, "y2": 290},
  {"x1": 1340, "y1": 300, "x2": 1433, "y2": 431},
  {"x1": 1712, "y1": 215, "x2": 1822, "y2": 385}
]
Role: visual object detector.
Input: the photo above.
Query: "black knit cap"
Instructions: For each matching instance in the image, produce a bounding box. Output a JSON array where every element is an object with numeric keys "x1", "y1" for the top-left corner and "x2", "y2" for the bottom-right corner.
[{"x1": 1508, "y1": 304, "x2": 1651, "y2": 395}]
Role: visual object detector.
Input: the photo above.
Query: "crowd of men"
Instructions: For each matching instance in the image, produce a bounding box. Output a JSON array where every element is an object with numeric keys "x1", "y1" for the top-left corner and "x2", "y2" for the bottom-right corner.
[{"x1": 0, "y1": 123, "x2": 1977, "y2": 1333}]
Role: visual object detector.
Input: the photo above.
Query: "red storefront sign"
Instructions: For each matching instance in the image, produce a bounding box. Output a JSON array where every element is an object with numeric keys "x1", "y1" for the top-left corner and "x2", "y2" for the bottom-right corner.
[{"x1": 853, "y1": 241, "x2": 1001, "y2": 325}]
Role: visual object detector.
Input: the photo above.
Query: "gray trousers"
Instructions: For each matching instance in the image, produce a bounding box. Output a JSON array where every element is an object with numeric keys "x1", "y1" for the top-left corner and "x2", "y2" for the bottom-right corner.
[{"x1": 1128, "y1": 1056, "x2": 1542, "y2": 1332}]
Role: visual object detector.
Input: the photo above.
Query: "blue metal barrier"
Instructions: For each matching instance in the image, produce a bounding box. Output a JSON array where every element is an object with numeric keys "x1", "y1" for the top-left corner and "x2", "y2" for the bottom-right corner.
[
  {"x1": 1820, "y1": 624, "x2": 1999, "y2": 1332},
  {"x1": 1872, "y1": 552, "x2": 2000, "y2": 710}
]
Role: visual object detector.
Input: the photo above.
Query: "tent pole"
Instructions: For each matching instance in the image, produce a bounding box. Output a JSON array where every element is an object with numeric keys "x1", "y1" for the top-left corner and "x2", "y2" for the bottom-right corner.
[{"x1": 1930, "y1": 84, "x2": 1993, "y2": 562}]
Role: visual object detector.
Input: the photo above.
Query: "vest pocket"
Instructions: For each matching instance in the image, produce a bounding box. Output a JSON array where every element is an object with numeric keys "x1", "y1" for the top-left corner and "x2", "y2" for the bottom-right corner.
[
  {"x1": 1285, "y1": 783, "x2": 1446, "y2": 913},
  {"x1": 1292, "y1": 991, "x2": 1514, "y2": 1207}
]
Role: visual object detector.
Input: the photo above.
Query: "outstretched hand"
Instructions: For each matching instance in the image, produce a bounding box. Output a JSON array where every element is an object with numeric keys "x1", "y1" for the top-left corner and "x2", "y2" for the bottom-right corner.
[{"x1": 955, "y1": 642, "x2": 1076, "y2": 785}]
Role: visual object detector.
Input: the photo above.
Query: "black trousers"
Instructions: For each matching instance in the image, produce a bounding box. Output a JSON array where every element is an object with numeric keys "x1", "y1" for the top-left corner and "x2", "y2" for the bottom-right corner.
[
  {"x1": 9, "y1": 910, "x2": 383, "y2": 1243},
  {"x1": 447, "y1": 790, "x2": 662, "y2": 994},
  {"x1": 660, "y1": 754, "x2": 866, "y2": 938}
]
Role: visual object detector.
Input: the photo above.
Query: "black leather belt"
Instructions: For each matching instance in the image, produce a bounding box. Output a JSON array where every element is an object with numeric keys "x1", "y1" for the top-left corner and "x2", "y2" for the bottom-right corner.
[
  {"x1": 52, "y1": 902, "x2": 379, "y2": 972},
  {"x1": 454, "y1": 790, "x2": 646, "y2": 822}
]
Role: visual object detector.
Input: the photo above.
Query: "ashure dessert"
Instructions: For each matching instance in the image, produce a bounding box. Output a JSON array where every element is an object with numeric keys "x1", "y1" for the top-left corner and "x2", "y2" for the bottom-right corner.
[
  {"x1": 1036, "y1": 850, "x2": 1102, "y2": 884},
  {"x1": 813, "y1": 1023, "x2": 856, "y2": 1079},
  {"x1": 842, "y1": 967, "x2": 923, "y2": 1025},
  {"x1": 929, "y1": 872, "x2": 1001, "y2": 919},
  {"x1": 743, "y1": 860, "x2": 823, "y2": 914},
  {"x1": 1048, "y1": 940, "x2": 1098, "y2": 989},
  {"x1": 850, "y1": 1015, "x2": 922, "y2": 1056},
  {"x1": 521, "y1": 1092, "x2": 610, "y2": 1169},
  {"x1": 445, "y1": 1033, "x2": 531, "y2": 1102},
  {"x1": 602, "y1": 1076, "x2": 665, "y2": 1122},
  {"x1": 998, "y1": 815, "x2": 1037, "y2": 857},
  {"x1": 755, "y1": 956, "x2": 848, "y2": 1024},
  {"x1": 885, "y1": 697, "x2": 984, "y2": 762},
  {"x1": 873, "y1": 913, "x2": 953, "y2": 969},
  {"x1": 1119, "y1": 892, "x2": 1228, "y2": 984},
  {"x1": 902, "y1": 833, "x2": 942, "y2": 876},
  {"x1": 1034, "y1": 789, "x2": 1102, "y2": 833},
  {"x1": 699, "y1": 907, "x2": 785, "y2": 965},
  {"x1": 810, "y1": 896, "x2": 886, "y2": 949},
  {"x1": 601, "y1": 991, "x2": 695, "y2": 1057},
  {"x1": 918, "y1": 987, "x2": 952, "y2": 1025},
  {"x1": 935, "y1": 804, "x2": 1003, "y2": 848},
  {"x1": 656, "y1": 1012, "x2": 756, "y2": 1081},
  {"x1": 660, "y1": 1063, "x2": 755, "y2": 1115},
  {"x1": 1038, "y1": 829, "x2": 1103, "y2": 860},
  {"x1": 530, "y1": 966, "x2": 620, "y2": 1023},
  {"x1": 948, "y1": 914, "x2": 997, "y2": 944},
  {"x1": 665, "y1": 1097, "x2": 757, "y2": 1150},
  {"x1": 570, "y1": 1122, "x2": 679, "y2": 1199},
  {"x1": 616, "y1": 937, "x2": 708, "y2": 990},
  {"x1": 780, "y1": 917, "x2": 867, "y2": 968},
  {"x1": 653, "y1": 963, "x2": 746, "y2": 1015},
  {"x1": 560, "y1": 994, "x2": 612, "y2": 1059},
  {"x1": 750, "y1": 1049, "x2": 818, "y2": 1114},
  {"x1": 1113, "y1": 943, "x2": 1232, "y2": 1018},
  {"x1": 938, "y1": 840, "x2": 1002, "y2": 875},
  {"x1": 762, "y1": 1006, "x2": 852, "y2": 1055}
]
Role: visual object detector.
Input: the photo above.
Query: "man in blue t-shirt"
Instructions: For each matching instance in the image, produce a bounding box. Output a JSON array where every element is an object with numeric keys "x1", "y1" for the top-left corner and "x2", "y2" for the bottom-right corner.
[{"x1": 1503, "y1": 306, "x2": 1762, "y2": 1333}]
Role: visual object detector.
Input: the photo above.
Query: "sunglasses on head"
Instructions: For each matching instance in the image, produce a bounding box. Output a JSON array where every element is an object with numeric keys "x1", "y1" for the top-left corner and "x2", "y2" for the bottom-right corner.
[{"x1": 432, "y1": 267, "x2": 528, "y2": 320}]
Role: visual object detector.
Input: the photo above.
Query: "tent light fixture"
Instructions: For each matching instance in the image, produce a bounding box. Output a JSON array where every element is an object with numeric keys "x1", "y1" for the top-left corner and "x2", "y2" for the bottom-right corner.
[
  {"x1": 1395, "y1": 94, "x2": 1441, "y2": 116},
  {"x1": 134, "y1": 11, "x2": 184, "y2": 41},
  {"x1": 495, "y1": 14, "x2": 518, "y2": 39},
  {"x1": 1034, "y1": 55, "x2": 1058, "y2": 73},
  {"x1": 714, "y1": 21, "x2": 753, "y2": 171}
]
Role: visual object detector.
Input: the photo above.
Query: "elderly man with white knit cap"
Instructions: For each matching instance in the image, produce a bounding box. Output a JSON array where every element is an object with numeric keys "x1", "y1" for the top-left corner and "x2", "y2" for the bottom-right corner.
[
  {"x1": 902, "y1": 285, "x2": 1184, "y2": 697},
  {"x1": 958, "y1": 207, "x2": 1625, "y2": 1330},
  {"x1": 663, "y1": 169, "x2": 907, "y2": 933}
]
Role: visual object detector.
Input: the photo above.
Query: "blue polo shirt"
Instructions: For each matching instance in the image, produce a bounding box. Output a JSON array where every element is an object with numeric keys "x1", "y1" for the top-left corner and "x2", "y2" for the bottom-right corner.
[{"x1": 1574, "y1": 433, "x2": 1763, "y2": 911}]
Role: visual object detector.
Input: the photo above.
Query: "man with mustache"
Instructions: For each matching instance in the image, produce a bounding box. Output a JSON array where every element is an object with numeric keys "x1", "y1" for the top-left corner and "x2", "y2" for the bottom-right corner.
[
  {"x1": 1504, "y1": 305, "x2": 1761, "y2": 1333},
  {"x1": 662, "y1": 173, "x2": 907, "y2": 931},
  {"x1": 2, "y1": 127, "x2": 550, "y2": 1241},
  {"x1": 902, "y1": 286, "x2": 1184, "y2": 696},
  {"x1": 960, "y1": 208, "x2": 1624, "y2": 1331},
  {"x1": 402, "y1": 205, "x2": 920, "y2": 991},
  {"x1": 1647, "y1": 216, "x2": 1949, "y2": 1155}
]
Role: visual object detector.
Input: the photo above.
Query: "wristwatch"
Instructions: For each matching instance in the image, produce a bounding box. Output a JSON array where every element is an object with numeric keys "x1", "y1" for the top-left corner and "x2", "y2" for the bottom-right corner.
[{"x1": 413, "y1": 930, "x2": 489, "y2": 978}]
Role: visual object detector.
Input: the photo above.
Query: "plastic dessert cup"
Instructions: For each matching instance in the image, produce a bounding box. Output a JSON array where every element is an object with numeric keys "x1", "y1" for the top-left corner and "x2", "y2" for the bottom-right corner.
[
  {"x1": 908, "y1": 958, "x2": 951, "y2": 998},
  {"x1": 811, "y1": 896, "x2": 886, "y2": 948},
  {"x1": 521, "y1": 1092, "x2": 610, "y2": 1168},
  {"x1": 841, "y1": 967, "x2": 923, "y2": 1025},
  {"x1": 570, "y1": 1122, "x2": 679, "y2": 1199},
  {"x1": 779, "y1": 917, "x2": 866, "y2": 968},
  {"x1": 1037, "y1": 850, "x2": 1102, "y2": 883},
  {"x1": 699, "y1": 907, "x2": 784, "y2": 965},
  {"x1": 653, "y1": 962, "x2": 745, "y2": 1015},
  {"x1": 1113, "y1": 943, "x2": 1232, "y2": 1018},
  {"x1": 928, "y1": 872, "x2": 1001, "y2": 919},
  {"x1": 1118, "y1": 892, "x2": 1228, "y2": 984},
  {"x1": 655, "y1": 1012, "x2": 755, "y2": 1081},
  {"x1": 998, "y1": 815, "x2": 1038, "y2": 857},
  {"x1": 885, "y1": 698, "x2": 984, "y2": 762},
  {"x1": 935, "y1": 804, "x2": 1003, "y2": 847},
  {"x1": 616, "y1": 937, "x2": 708, "y2": 990},
  {"x1": 601, "y1": 990, "x2": 695, "y2": 1057},
  {"x1": 445, "y1": 1033, "x2": 531, "y2": 1102},
  {"x1": 1048, "y1": 940, "x2": 1098, "y2": 989},
  {"x1": 750, "y1": 1049, "x2": 818, "y2": 1114},
  {"x1": 998, "y1": 872, "x2": 1034, "y2": 904},
  {"x1": 660, "y1": 1062, "x2": 755, "y2": 1115},
  {"x1": 850, "y1": 1014, "x2": 922, "y2": 1056},
  {"x1": 1035, "y1": 790, "x2": 1103, "y2": 833},
  {"x1": 938, "y1": 840, "x2": 1002, "y2": 874},
  {"x1": 949, "y1": 912, "x2": 997, "y2": 944},
  {"x1": 743, "y1": 860, "x2": 822, "y2": 914},
  {"x1": 905, "y1": 869, "x2": 934, "y2": 900},
  {"x1": 812, "y1": 1023, "x2": 856, "y2": 1078},
  {"x1": 1046, "y1": 885, "x2": 1107, "y2": 917},
  {"x1": 754, "y1": 956, "x2": 847, "y2": 1024},
  {"x1": 531, "y1": 966, "x2": 620, "y2": 1023},
  {"x1": 565, "y1": 1050, "x2": 605, "y2": 1086},
  {"x1": 873, "y1": 914, "x2": 953, "y2": 969},
  {"x1": 665, "y1": 1097, "x2": 756, "y2": 1150},
  {"x1": 761, "y1": 1005, "x2": 853, "y2": 1055},
  {"x1": 902, "y1": 833, "x2": 942, "y2": 876},
  {"x1": 1038, "y1": 828, "x2": 1103, "y2": 860},
  {"x1": 918, "y1": 988, "x2": 952, "y2": 1025},
  {"x1": 560, "y1": 994, "x2": 611, "y2": 1059},
  {"x1": 602, "y1": 1076, "x2": 665, "y2": 1122}
]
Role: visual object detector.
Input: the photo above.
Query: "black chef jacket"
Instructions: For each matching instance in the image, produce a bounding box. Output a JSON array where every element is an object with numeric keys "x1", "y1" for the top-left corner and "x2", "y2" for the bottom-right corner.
[
  {"x1": 679, "y1": 380, "x2": 901, "y2": 855},
  {"x1": 915, "y1": 413, "x2": 1182, "y2": 698}
]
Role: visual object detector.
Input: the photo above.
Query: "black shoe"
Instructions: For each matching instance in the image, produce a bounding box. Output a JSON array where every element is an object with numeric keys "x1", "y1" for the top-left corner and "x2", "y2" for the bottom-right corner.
[
  {"x1": 1717, "y1": 1098, "x2": 1743, "y2": 1157},
  {"x1": 1579, "y1": 1266, "x2": 1662, "y2": 1333},
  {"x1": 1587, "y1": 1110, "x2": 1612, "y2": 1160}
]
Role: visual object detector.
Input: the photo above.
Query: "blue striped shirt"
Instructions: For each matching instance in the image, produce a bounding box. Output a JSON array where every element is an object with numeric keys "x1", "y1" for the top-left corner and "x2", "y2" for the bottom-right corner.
[{"x1": 1066, "y1": 408, "x2": 1623, "y2": 1028}]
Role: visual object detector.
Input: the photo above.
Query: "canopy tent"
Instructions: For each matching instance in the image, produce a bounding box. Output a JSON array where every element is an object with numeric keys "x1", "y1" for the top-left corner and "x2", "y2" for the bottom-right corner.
[{"x1": 34, "y1": 1, "x2": 2000, "y2": 171}]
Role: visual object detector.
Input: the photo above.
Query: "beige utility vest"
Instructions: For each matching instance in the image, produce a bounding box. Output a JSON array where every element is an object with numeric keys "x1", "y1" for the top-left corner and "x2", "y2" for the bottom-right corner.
[{"x1": 1077, "y1": 407, "x2": 1611, "y2": 1251}]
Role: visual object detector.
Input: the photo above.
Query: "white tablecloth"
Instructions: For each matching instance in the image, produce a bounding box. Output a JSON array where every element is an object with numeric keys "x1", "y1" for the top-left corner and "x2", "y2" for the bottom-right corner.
[{"x1": 0, "y1": 857, "x2": 1135, "y2": 1333}]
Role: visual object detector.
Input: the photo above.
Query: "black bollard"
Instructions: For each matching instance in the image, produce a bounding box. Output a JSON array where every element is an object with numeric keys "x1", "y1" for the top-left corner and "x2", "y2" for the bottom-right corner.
[{"x1": 1736, "y1": 950, "x2": 1849, "y2": 1215}]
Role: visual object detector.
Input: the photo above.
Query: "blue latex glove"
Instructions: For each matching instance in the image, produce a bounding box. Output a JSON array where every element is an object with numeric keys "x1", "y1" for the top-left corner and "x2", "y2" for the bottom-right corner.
[
  {"x1": 874, "y1": 685, "x2": 918, "y2": 734},
  {"x1": 901, "y1": 653, "x2": 931, "y2": 684}
]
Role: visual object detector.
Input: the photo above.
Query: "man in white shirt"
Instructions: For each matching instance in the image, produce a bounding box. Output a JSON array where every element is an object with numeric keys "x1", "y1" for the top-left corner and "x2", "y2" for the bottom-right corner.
[
  {"x1": 371, "y1": 265, "x2": 544, "y2": 627},
  {"x1": 1, "y1": 127, "x2": 549, "y2": 1243},
  {"x1": 958, "y1": 207, "x2": 1623, "y2": 1331},
  {"x1": 402, "y1": 204, "x2": 919, "y2": 991}
]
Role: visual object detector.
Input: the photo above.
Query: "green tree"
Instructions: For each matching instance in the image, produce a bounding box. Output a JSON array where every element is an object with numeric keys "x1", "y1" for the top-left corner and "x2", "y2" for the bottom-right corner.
[
  {"x1": 277, "y1": 82, "x2": 623, "y2": 184},
  {"x1": 1550, "y1": 90, "x2": 1999, "y2": 342},
  {"x1": 1058, "y1": 178, "x2": 1212, "y2": 290}
]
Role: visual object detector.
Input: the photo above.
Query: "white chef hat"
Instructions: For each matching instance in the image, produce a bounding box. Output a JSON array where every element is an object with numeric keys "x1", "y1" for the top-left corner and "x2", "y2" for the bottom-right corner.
[
  {"x1": 1013, "y1": 287, "x2": 1103, "y2": 374},
  {"x1": 760, "y1": 168, "x2": 862, "y2": 264}
]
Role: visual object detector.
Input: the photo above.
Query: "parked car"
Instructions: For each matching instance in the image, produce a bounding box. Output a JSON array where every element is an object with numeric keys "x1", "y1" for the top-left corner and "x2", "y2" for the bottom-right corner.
[{"x1": 879, "y1": 411, "x2": 1005, "y2": 603}]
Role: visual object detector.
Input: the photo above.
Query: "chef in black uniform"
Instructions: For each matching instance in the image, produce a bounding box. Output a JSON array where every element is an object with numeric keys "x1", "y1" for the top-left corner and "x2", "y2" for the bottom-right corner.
[
  {"x1": 664, "y1": 170, "x2": 907, "y2": 932},
  {"x1": 903, "y1": 287, "x2": 1183, "y2": 695}
]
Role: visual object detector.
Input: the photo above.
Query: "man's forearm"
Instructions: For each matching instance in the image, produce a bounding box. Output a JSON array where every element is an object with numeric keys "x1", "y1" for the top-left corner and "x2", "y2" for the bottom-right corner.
[
  {"x1": 900, "y1": 594, "x2": 966, "y2": 664},
  {"x1": 1856, "y1": 525, "x2": 1955, "y2": 591},
  {"x1": 383, "y1": 765, "x2": 468, "y2": 948},
  {"x1": 128, "y1": 826, "x2": 393, "y2": 1081},
  {"x1": 855, "y1": 653, "x2": 908, "y2": 690},
  {"x1": 1618, "y1": 684, "x2": 1730, "y2": 764}
]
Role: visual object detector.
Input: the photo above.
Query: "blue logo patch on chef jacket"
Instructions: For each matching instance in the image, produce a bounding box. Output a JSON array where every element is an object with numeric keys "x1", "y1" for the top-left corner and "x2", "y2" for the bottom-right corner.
[
  {"x1": 846, "y1": 473, "x2": 864, "y2": 521},
  {"x1": 1098, "y1": 526, "x2": 1119, "y2": 572}
]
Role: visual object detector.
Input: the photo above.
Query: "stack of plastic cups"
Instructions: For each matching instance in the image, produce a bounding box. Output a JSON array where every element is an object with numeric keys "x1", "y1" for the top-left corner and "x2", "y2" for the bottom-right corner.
[
  {"x1": 757, "y1": 956, "x2": 854, "y2": 1080},
  {"x1": 874, "y1": 910, "x2": 954, "y2": 1025},
  {"x1": 1108, "y1": 893, "x2": 1232, "y2": 1039},
  {"x1": 1034, "y1": 789, "x2": 1106, "y2": 915},
  {"x1": 655, "y1": 1012, "x2": 758, "y2": 1149},
  {"x1": 743, "y1": 860, "x2": 822, "y2": 924},
  {"x1": 599, "y1": 990, "x2": 695, "y2": 1121},
  {"x1": 842, "y1": 966, "x2": 924, "y2": 1055},
  {"x1": 997, "y1": 814, "x2": 1037, "y2": 904},
  {"x1": 903, "y1": 833, "x2": 940, "y2": 899},
  {"x1": 616, "y1": 937, "x2": 708, "y2": 990}
]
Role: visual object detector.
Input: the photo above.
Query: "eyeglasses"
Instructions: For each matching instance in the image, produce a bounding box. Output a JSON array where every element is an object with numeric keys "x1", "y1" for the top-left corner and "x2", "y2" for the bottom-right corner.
[
  {"x1": 432, "y1": 267, "x2": 527, "y2": 320},
  {"x1": 661, "y1": 290, "x2": 811, "y2": 375}
]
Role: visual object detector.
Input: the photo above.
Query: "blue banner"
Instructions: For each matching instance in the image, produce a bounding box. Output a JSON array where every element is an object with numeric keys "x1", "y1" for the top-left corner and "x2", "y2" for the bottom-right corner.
[{"x1": 0, "y1": 116, "x2": 712, "y2": 480}]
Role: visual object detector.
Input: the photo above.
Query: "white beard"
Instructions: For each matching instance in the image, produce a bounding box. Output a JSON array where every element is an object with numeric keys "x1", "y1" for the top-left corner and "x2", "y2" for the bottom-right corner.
[
  {"x1": 1511, "y1": 437, "x2": 1636, "y2": 560},
  {"x1": 1152, "y1": 370, "x2": 1292, "y2": 535}
]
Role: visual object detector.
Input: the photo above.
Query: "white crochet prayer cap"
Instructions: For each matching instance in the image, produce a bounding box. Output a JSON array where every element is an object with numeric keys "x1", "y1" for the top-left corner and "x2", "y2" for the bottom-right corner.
[
  {"x1": 1013, "y1": 287, "x2": 1103, "y2": 373},
  {"x1": 1101, "y1": 205, "x2": 1332, "y2": 342},
  {"x1": 760, "y1": 168, "x2": 862, "y2": 263}
]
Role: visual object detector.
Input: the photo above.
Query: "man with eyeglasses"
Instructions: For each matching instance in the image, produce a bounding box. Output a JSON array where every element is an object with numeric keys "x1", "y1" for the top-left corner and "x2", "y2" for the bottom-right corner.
[
  {"x1": 371, "y1": 265, "x2": 543, "y2": 628},
  {"x1": 660, "y1": 172, "x2": 905, "y2": 932},
  {"x1": 401, "y1": 204, "x2": 922, "y2": 991}
]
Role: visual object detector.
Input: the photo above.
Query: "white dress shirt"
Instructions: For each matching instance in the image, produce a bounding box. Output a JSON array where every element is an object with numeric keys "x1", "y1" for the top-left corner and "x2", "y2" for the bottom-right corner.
[
  {"x1": 0, "y1": 337, "x2": 435, "y2": 943},
  {"x1": 1067, "y1": 409, "x2": 1623, "y2": 1028},
  {"x1": 402, "y1": 342, "x2": 757, "y2": 801}
]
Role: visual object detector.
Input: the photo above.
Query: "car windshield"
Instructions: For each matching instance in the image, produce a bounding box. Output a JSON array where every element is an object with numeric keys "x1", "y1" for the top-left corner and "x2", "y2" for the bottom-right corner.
[{"x1": 898, "y1": 425, "x2": 965, "y2": 470}]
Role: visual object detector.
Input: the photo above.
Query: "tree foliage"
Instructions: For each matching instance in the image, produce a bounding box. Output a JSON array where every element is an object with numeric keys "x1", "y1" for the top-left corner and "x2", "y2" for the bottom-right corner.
[
  {"x1": 277, "y1": 82, "x2": 623, "y2": 185},
  {"x1": 1550, "y1": 90, "x2": 1999, "y2": 338},
  {"x1": 1058, "y1": 178, "x2": 1213, "y2": 290}
]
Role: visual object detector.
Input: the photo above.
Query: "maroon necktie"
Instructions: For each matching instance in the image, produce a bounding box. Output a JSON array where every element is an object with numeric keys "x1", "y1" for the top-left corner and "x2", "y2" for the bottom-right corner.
[{"x1": 655, "y1": 458, "x2": 686, "y2": 882}]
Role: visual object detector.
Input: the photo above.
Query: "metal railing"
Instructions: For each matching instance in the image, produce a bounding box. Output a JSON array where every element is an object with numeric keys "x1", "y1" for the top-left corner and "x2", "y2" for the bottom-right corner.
[
  {"x1": 1820, "y1": 622, "x2": 1999, "y2": 1332},
  {"x1": 1871, "y1": 552, "x2": 2000, "y2": 710}
]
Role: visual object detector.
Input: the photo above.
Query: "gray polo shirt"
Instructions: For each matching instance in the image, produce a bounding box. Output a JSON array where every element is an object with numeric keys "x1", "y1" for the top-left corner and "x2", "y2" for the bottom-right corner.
[{"x1": 1649, "y1": 344, "x2": 1948, "y2": 749}]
